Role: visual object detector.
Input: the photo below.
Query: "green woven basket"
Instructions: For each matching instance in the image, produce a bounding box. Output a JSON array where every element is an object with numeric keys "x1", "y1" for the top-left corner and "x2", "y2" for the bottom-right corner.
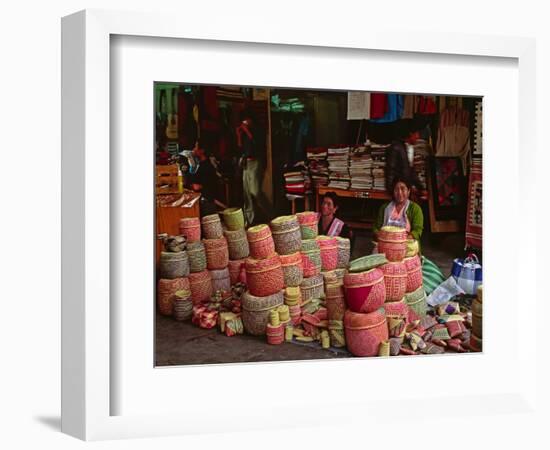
[
  {"x1": 222, "y1": 207, "x2": 245, "y2": 231},
  {"x1": 348, "y1": 253, "x2": 388, "y2": 273}
]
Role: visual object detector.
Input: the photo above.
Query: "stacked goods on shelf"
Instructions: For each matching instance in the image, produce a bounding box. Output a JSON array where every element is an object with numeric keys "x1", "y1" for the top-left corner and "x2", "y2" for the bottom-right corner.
[
  {"x1": 283, "y1": 164, "x2": 306, "y2": 197},
  {"x1": 306, "y1": 147, "x2": 329, "y2": 188},
  {"x1": 412, "y1": 139, "x2": 430, "y2": 192},
  {"x1": 370, "y1": 143, "x2": 389, "y2": 191},
  {"x1": 327, "y1": 146, "x2": 351, "y2": 190},
  {"x1": 349, "y1": 145, "x2": 374, "y2": 190}
]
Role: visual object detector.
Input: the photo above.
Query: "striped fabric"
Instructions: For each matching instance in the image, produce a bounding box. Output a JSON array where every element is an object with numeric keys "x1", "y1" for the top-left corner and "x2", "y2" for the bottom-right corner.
[{"x1": 421, "y1": 256, "x2": 446, "y2": 295}]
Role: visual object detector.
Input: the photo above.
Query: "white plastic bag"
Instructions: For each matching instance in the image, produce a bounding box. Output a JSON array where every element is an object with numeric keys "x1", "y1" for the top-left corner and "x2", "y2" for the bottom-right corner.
[{"x1": 426, "y1": 276, "x2": 466, "y2": 307}]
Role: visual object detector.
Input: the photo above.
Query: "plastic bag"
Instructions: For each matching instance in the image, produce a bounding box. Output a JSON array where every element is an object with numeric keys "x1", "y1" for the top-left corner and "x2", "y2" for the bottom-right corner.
[
  {"x1": 426, "y1": 276, "x2": 465, "y2": 307},
  {"x1": 451, "y1": 254, "x2": 482, "y2": 295}
]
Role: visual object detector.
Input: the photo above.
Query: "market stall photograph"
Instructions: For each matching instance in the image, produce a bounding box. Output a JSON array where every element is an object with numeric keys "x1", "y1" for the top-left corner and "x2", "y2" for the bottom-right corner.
[{"x1": 154, "y1": 83, "x2": 483, "y2": 365}]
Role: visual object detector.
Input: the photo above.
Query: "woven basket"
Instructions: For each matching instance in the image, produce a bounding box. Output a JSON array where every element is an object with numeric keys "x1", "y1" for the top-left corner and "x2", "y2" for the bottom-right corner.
[
  {"x1": 325, "y1": 284, "x2": 346, "y2": 321},
  {"x1": 378, "y1": 240, "x2": 407, "y2": 262},
  {"x1": 228, "y1": 259, "x2": 246, "y2": 285},
  {"x1": 245, "y1": 254, "x2": 284, "y2": 297},
  {"x1": 380, "y1": 262, "x2": 407, "y2": 302},
  {"x1": 203, "y1": 237, "x2": 229, "y2": 270},
  {"x1": 266, "y1": 323, "x2": 285, "y2": 345},
  {"x1": 158, "y1": 277, "x2": 189, "y2": 316},
  {"x1": 336, "y1": 237, "x2": 351, "y2": 269},
  {"x1": 210, "y1": 267, "x2": 231, "y2": 293},
  {"x1": 159, "y1": 251, "x2": 190, "y2": 279},
  {"x1": 178, "y1": 217, "x2": 201, "y2": 243},
  {"x1": 270, "y1": 216, "x2": 301, "y2": 255},
  {"x1": 348, "y1": 253, "x2": 388, "y2": 273},
  {"x1": 316, "y1": 236, "x2": 338, "y2": 271},
  {"x1": 300, "y1": 274, "x2": 324, "y2": 302},
  {"x1": 470, "y1": 333, "x2": 482, "y2": 352},
  {"x1": 383, "y1": 297, "x2": 409, "y2": 321},
  {"x1": 322, "y1": 268, "x2": 347, "y2": 286},
  {"x1": 242, "y1": 290, "x2": 284, "y2": 336},
  {"x1": 344, "y1": 308, "x2": 389, "y2": 357},
  {"x1": 279, "y1": 252, "x2": 304, "y2": 287},
  {"x1": 378, "y1": 226, "x2": 408, "y2": 243},
  {"x1": 221, "y1": 207, "x2": 245, "y2": 231},
  {"x1": 296, "y1": 211, "x2": 319, "y2": 239},
  {"x1": 405, "y1": 239, "x2": 419, "y2": 257},
  {"x1": 201, "y1": 214, "x2": 224, "y2": 239},
  {"x1": 284, "y1": 286, "x2": 302, "y2": 306},
  {"x1": 472, "y1": 298, "x2": 483, "y2": 338},
  {"x1": 188, "y1": 270, "x2": 213, "y2": 304},
  {"x1": 289, "y1": 304, "x2": 302, "y2": 325},
  {"x1": 328, "y1": 320, "x2": 346, "y2": 348},
  {"x1": 223, "y1": 228, "x2": 250, "y2": 260},
  {"x1": 173, "y1": 289, "x2": 193, "y2": 321},
  {"x1": 343, "y1": 268, "x2": 386, "y2": 313},
  {"x1": 186, "y1": 241, "x2": 207, "y2": 273},
  {"x1": 405, "y1": 286, "x2": 427, "y2": 318},
  {"x1": 247, "y1": 224, "x2": 276, "y2": 259},
  {"x1": 301, "y1": 239, "x2": 321, "y2": 277},
  {"x1": 404, "y1": 255, "x2": 423, "y2": 293}
]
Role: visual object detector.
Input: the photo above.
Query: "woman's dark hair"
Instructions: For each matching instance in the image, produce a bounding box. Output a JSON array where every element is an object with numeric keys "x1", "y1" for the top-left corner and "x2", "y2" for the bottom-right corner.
[
  {"x1": 391, "y1": 176, "x2": 412, "y2": 192},
  {"x1": 322, "y1": 191, "x2": 340, "y2": 209}
]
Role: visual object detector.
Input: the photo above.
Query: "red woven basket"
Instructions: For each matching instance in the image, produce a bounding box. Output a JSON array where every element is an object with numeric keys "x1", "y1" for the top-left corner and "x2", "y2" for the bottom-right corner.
[
  {"x1": 228, "y1": 259, "x2": 246, "y2": 285},
  {"x1": 383, "y1": 297, "x2": 409, "y2": 320},
  {"x1": 178, "y1": 217, "x2": 201, "y2": 243},
  {"x1": 343, "y1": 268, "x2": 386, "y2": 313},
  {"x1": 404, "y1": 255, "x2": 423, "y2": 293},
  {"x1": 344, "y1": 308, "x2": 389, "y2": 357},
  {"x1": 316, "y1": 236, "x2": 338, "y2": 271},
  {"x1": 279, "y1": 251, "x2": 304, "y2": 287},
  {"x1": 247, "y1": 224, "x2": 276, "y2": 259},
  {"x1": 203, "y1": 237, "x2": 229, "y2": 270},
  {"x1": 188, "y1": 270, "x2": 213, "y2": 304},
  {"x1": 378, "y1": 227, "x2": 408, "y2": 243},
  {"x1": 158, "y1": 277, "x2": 190, "y2": 316},
  {"x1": 380, "y1": 262, "x2": 407, "y2": 302},
  {"x1": 378, "y1": 240, "x2": 407, "y2": 262},
  {"x1": 296, "y1": 211, "x2": 319, "y2": 239},
  {"x1": 245, "y1": 253, "x2": 285, "y2": 297}
]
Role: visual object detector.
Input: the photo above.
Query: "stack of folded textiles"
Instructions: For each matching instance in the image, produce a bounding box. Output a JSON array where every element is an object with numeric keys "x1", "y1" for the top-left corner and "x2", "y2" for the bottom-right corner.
[
  {"x1": 350, "y1": 145, "x2": 374, "y2": 190},
  {"x1": 307, "y1": 147, "x2": 329, "y2": 188},
  {"x1": 283, "y1": 161, "x2": 311, "y2": 199},
  {"x1": 412, "y1": 139, "x2": 430, "y2": 192},
  {"x1": 327, "y1": 146, "x2": 350, "y2": 190},
  {"x1": 370, "y1": 143, "x2": 389, "y2": 191}
]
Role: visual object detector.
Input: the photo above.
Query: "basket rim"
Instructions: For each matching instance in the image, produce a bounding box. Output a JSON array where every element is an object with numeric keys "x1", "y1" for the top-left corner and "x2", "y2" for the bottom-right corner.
[{"x1": 344, "y1": 277, "x2": 384, "y2": 288}]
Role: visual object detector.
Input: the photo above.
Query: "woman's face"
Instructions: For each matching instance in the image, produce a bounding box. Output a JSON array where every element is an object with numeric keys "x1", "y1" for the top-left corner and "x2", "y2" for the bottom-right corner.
[
  {"x1": 321, "y1": 197, "x2": 337, "y2": 216},
  {"x1": 393, "y1": 182, "x2": 410, "y2": 204}
]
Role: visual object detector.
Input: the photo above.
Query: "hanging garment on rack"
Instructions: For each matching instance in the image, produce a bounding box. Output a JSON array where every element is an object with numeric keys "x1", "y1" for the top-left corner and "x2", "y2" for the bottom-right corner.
[
  {"x1": 402, "y1": 95, "x2": 415, "y2": 119},
  {"x1": 435, "y1": 106, "x2": 471, "y2": 174},
  {"x1": 473, "y1": 100, "x2": 483, "y2": 156},
  {"x1": 370, "y1": 93, "x2": 389, "y2": 119},
  {"x1": 415, "y1": 96, "x2": 437, "y2": 115},
  {"x1": 370, "y1": 94, "x2": 404, "y2": 123}
]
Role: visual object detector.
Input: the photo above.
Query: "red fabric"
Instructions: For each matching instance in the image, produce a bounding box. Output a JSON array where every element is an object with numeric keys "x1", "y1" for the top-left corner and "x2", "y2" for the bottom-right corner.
[
  {"x1": 200, "y1": 86, "x2": 220, "y2": 132},
  {"x1": 370, "y1": 93, "x2": 389, "y2": 119},
  {"x1": 416, "y1": 96, "x2": 437, "y2": 115},
  {"x1": 236, "y1": 123, "x2": 253, "y2": 148}
]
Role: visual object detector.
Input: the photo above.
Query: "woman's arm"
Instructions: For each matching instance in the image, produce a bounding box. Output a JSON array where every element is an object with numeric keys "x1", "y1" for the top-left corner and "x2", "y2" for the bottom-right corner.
[{"x1": 408, "y1": 202, "x2": 424, "y2": 241}]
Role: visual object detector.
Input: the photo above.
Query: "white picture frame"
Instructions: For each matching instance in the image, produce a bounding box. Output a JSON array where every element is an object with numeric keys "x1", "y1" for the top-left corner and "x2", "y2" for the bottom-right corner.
[{"x1": 62, "y1": 9, "x2": 541, "y2": 441}]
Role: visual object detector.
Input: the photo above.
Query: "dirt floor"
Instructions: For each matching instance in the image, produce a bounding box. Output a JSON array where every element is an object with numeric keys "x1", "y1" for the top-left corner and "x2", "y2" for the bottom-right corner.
[{"x1": 155, "y1": 231, "x2": 466, "y2": 367}]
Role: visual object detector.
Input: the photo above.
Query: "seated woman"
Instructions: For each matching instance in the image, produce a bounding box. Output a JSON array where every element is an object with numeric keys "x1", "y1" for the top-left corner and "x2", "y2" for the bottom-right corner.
[
  {"x1": 372, "y1": 176, "x2": 424, "y2": 248},
  {"x1": 318, "y1": 192, "x2": 353, "y2": 242}
]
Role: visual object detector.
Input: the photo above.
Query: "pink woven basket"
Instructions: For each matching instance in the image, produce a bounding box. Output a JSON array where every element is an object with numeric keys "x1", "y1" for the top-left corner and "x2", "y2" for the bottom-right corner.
[
  {"x1": 289, "y1": 304, "x2": 302, "y2": 325},
  {"x1": 245, "y1": 253, "x2": 285, "y2": 297},
  {"x1": 228, "y1": 259, "x2": 246, "y2": 285},
  {"x1": 203, "y1": 237, "x2": 229, "y2": 270},
  {"x1": 316, "y1": 236, "x2": 338, "y2": 271},
  {"x1": 404, "y1": 255, "x2": 423, "y2": 293},
  {"x1": 157, "y1": 277, "x2": 189, "y2": 316},
  {"x1": 378, "y1": 240, "x2": 407, "y2": 262},
  {"x1": 279, "y1": 252, "x2": 304, "y2": 287},
  {"x1": 188, "y1": 270, "x2": 213, "y2": 304},
  {"x1": 343, "y1": 268, "x2": 386, "y2": 313},
  {"x1": 178, "y1": 217, "x2": 201, "y2": 243},
  {"x1": 380, "y1": 262, "x2": 407, "y2": 302},
  {"x1": 378, "y1": 226, "x2": 408, "y2": 243},
  {"x1": 325, "y1": 284, "x2": 346, "y2": 321},
  {"x1": 383, "y1": 297, "x2": 409, "y2": 320},
  {"x1": 301, "y1": 239, "x2": 321, "y2": 277},
  {"x1": 296, "y1": 211, "x2": 319, "y2": 239},
  {"x1": 247, "y1": 224, "x2": 276, "y2": 259},
  {"x1": 344, "y1": 308, "x2": 389, "y2": 357}
]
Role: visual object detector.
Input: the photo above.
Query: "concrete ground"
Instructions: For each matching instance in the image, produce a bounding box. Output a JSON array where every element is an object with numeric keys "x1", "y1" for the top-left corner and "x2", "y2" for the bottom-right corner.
[{"x1": 155, "y1": 231, "x2": 466, "y2": 367}]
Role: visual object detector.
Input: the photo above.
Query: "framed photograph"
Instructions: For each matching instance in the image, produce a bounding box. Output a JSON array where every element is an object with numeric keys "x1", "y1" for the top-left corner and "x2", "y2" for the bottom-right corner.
[{"x1": 62, "y1": 9, "x2": 539, "y2": 441}]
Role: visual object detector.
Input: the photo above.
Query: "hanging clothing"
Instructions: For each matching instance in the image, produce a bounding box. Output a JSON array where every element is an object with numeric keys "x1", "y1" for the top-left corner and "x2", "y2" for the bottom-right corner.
[
  {"x1": 436, "y1": 106, "x2": 471, "y2": 174},
  {"x1": 370, "y1": 94, "x2": 404, "y2": 123},
  {"x1": 370, "y1": 93, "x2": 389, "y2": 119},
  {"x1": 402, "y1": 95, "x2": 415, "y2": 119},
  {"x1": 415, "y1": 96, "x2": 437, "y2": 115}
]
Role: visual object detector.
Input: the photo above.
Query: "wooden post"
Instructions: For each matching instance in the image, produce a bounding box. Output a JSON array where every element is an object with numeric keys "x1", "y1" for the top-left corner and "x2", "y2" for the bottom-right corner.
[{"x1": 262, "y1": 88, "x2": 274, "y2": 205}]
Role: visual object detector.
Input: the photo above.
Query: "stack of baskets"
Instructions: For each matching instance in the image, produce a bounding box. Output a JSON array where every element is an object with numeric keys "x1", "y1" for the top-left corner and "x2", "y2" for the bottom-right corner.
[
  {"x1": 247, "y1": 224, "x2": 275, "y2": 259},
  {"x1": 301, "y1": 239, "x2": 321, "y2": 277},
  {"x1": 296, "y1": 211, "x2": 319, "y2": 239},
  {"x1": 201, "y1": 214, "x2": 224, "y2": 239},
  {"x1": 470, "y1": 285, "x2": 483, "y2": 351},
  {"x1": 270, "y1": 215, "x2": 302, "y2": 255},
  {"x1": 377, "y1": 226, "x2": 407, "y2": 262},
  {"x1": 344, "y1": 308, "x2": 389, "y2": 357},
  {"x1": 335, "y1": 237, "x2": 351, "y2": 269},
  {"x1": 316, "y1": 236, "x2": 338, "y2": 271},
  {"x1": 157, "y1": 237, "x2": 191, "y2": 318},
  {"x1": 179, "y1": 217, "x2": 201, "y2": 243},
  {"x1": 242, "y1": 290, "x2": 284, "y2": 336}
]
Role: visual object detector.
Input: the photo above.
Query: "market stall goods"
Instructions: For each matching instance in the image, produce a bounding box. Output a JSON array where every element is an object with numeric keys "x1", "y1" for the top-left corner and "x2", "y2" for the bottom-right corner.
[
  {"x1": 210, "y1": 267, "x2": 231, "y2": 293},
  {"x1": 321, "y1": 268, "x2": 347, "y2": 286},
  {"x1": 201, "y1": 214, "x2": 224, "y2": 240},
  {"x1": 380, "y1": 262, "x2": 407, "y2": 302},
  {"x1": 335, "y1": 237, "x2": 351, "y2": 269},
  {"x1": 403, "y1": 255, "x2": 423, "y2": 293},
  {"x1": 404, "y1": 286, "x2": 427, "y2": 318},
  {"x1": 186, "y1": 241, "x2": 208, "y2": 273},
  {"x1": 158, "y1": 277, "x2": 189, "y2": 316},
  {"x1": 173, "y1": 289, "x2": 193, "y2": 321},
  {"x1": 344, "y1": 308, "x2": 389, "y2": 357},
  {"x1": 378, "y1": 226, "x2": 408, "y2": 242},
  {"x1": 325, "y1": 283, "x2": 346, "y2": 321},
  {"x1": 241, "y1": 289, "x2": 284, "y2": 336},
  {"x1": 300, "y1": 274, "x2": 324, "y2": 302},
  {"x1": 223, "y1": 228, "x2": 250, "y2": 260},
  {"x1": 270, "y1": 215, "x2": 302, "y2": 255},
  {"x1": 203, "y1": 237, "x2": 229, "y2": 270},
  {"x1": 245, "y1": 254, "x2": 285, "y2": 297},
  {"x1": 178, "y1": 217, "x2": 201, "y2": 242},
  {"x1": 383, "y1": 298, "x2": 409, "y2": 322},
  {"x1": 289, "y1": 304, "x2": 302, "y2": 325},
  {"x1": 378, "y1": 340, "x2": 390, "y2": 357},
  {"x1": 301, "y1": 239, "x2": 322, "y2": 277},
  {"x1": 348, "y1": 253, "x2": 388, "y2": 273},
  {"x1": 469, "y1": 332, "x2": 482, "y2": 352},
  {"x1": 377, "y1": 226, "x2": 408, "y2": 262},
  {"x1": 159, "y1": 250, "x2": 190, "y2": 279},
  {"x1": 247, "y1": 224, "x2": 276, "y2": 260},
  {"x1": 228, "y1": 259, "x2": 246, "y2": 285},
  {"x1": 284, "y1": 286, "x2": 302, "y2": 306},
  {"x1": 328, "y1": 319, "x2": 346, "y2": 348},
  {"x1": 279, "y1": 252, "x2": 304, "y2": 287},
  {"x1": 266, "y1": 323, "x2": 285, "y2": 345},
  {"x1": 188, "y1": 270, "x2": 213, "y2": 304},
  {"x1": 472, "y1": 287, "x2": 483, "y2": 338},
  {"x1": 316, "y1": 236, "x2": 338, "y2": 271},
  {"x1": 343, "y1": 268, "x2": 386, "y2": 314},
  {"x1": 296, "y1": 211, "x2": 319, "y2": 239},
  {"x1": 221, "y1": 207, "x2": 245, "y2": 231},
  {"x1": 162, "y1": 235, "x2": 187, "y2": 253}
]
